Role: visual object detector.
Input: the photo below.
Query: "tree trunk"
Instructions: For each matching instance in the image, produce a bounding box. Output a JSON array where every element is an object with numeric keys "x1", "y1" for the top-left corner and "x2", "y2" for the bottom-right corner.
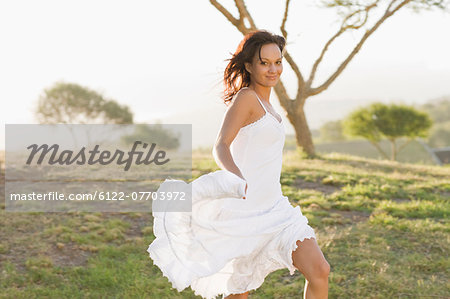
[
  {"x1": 390, "y1": 138, "x2": 396, "y2": 161},
  {"x1": 369, "y1": 140, "x2": 390, "y2": 160},
  {"x1": 285, "y1": 101, "x2": 315, "y2": 157}
]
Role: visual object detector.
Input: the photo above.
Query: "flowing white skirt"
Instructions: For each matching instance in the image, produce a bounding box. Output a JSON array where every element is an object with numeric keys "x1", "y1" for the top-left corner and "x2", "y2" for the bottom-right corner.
[{"x1": 147, "y1": 170, "x2": 316, "y2": 299}]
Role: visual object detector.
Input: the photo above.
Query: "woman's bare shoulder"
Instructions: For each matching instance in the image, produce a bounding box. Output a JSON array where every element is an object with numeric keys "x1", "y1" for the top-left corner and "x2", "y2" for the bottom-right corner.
[{"x1": 230, "y1": 88, "x2": 259, "y2": 111}]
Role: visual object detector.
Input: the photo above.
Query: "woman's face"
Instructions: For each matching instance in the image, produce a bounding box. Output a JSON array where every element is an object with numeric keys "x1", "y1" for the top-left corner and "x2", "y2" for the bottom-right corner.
[{"x1": 245, "y1": 43, "x2": 283, "y2": 88}]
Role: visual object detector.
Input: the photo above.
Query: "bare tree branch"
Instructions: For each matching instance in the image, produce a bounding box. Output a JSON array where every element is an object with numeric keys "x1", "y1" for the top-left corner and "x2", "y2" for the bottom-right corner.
[
  {"x1": 209, "y1": 0, "x2": 241, "y2": 28},
  {"x1": 309, "y1": 0, "x2": 412, "y2": 96},
  {"x1": 397, "y1": 138, "x2": 414, "y2": 152},
  {"x1": 279, "y1": 0, "x2": 308, "y2": 100},
  {"x1": 340, "y1": 1, "x2": 376, "y2": 30},
  {"x1": 386, "y1": 0, "x2": 401, "y2": 12},
  {"x1": 280, "y1": 0, "x2": 291, "y2": 39},
  {"x1": 279, "y1": 1, "x2": 306, "y2": 101},
  {"x1": 283, "y1": 51, "x2": 306, "y2": 99},
  {"x1": 235, "y1": 0, "x2": 257, "y2": 30},
  {"x1": 307, "y1": 0, "x2": 378, "y2": 89},
  {"x1": 307, "y1": 28, "x2": 345, "y2": 90},
  {"x1": 369, "y1": 140, "x2": 390, "y2": 160}
]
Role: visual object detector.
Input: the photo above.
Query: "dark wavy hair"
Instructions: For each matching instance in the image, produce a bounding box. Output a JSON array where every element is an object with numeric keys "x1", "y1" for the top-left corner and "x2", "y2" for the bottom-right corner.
[{"x1": 222, "y1": 29, "x2": 286, "y2": 105}]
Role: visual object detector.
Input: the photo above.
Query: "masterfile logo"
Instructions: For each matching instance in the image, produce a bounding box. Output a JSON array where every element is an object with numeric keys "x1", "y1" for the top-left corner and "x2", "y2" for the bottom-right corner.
[
  {"x1": 25, "y1": 141, "x2": 170, "y2": 171},
  {"x1": 5, "y1": 124, "x2": 192, "y2": 212}
]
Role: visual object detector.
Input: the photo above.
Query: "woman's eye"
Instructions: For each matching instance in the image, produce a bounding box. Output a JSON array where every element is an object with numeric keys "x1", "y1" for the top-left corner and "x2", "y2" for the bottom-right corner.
[{"x1": 260, "y1": 61, "x2": 282, "y2": 65}]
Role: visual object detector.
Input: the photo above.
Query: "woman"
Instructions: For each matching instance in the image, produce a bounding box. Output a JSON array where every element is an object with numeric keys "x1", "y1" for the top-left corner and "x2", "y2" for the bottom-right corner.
[{"x1": 148, "y1": 29, "x2": 330, "y2": 299}]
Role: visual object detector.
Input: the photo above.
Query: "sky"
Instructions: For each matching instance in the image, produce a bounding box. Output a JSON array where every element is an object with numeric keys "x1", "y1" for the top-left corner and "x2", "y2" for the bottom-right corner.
[{"x1": 1, "y1": 0, "x2": 449, "y2": 149}]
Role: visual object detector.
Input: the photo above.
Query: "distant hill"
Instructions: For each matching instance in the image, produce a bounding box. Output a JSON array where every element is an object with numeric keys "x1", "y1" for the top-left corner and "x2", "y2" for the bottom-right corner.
[{"x1": 284, "y1": 135, "x2": 435, "y2": 165}]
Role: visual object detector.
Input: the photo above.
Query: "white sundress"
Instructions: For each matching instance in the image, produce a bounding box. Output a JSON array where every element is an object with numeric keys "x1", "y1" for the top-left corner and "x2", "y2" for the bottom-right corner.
[{"x1": 147, "y1": 87, "x2": 317, "y2": 298}]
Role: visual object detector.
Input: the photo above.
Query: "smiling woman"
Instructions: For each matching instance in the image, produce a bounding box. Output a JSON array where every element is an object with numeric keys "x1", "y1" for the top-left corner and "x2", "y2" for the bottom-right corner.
[
  {"x1": 223, "y1": 30, "x2": 285, "y2": 106},
  {"x1": 147, "y1": 29, "x2": 329, "y2": 299}
]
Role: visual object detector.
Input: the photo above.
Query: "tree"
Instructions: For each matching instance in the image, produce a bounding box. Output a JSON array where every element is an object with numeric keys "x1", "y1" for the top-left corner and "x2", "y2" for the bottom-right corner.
[
  {"x1": 420, "y1": 96, "x2": 450, "y2": 124},
  {"x1": 209, "y1": 0, "x2": 448, "y2": 157},
  {"x1": 319, "y1": 120, "x2": 347, "y2": 142},
  {"x1": 420, "y1": 96, "x2": 450, "y2": 147},
  {"x1": 121, "y1": 124, "x2": 180, "y2": 150},
  {"x1": 35, "y1": 81, "x2": 133, "y2": 124},
  {"x1": 342, "y1": 102, "x2": 432, "y2": 160},
  {"x1": 427, "y1": 124, "x2": 450, "y2": 148}
]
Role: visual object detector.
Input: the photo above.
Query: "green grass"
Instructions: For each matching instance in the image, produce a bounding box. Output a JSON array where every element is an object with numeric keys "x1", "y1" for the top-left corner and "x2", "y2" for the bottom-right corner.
[{"x1": 1, "y1": 151, "x2": 449, "y2": 298}]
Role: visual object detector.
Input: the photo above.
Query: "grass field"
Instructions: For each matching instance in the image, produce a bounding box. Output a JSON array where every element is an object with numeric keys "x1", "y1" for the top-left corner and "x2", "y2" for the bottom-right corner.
[{"x1": 1, "y1": 151, "x2": 449, "y2": 298}]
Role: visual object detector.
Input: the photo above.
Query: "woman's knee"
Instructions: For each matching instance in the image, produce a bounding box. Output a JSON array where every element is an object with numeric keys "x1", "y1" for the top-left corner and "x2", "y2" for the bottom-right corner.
[
  {"x1": 319, "y1": 260, "x2": 331, "y2": 278},
  {"x1": 312, "y1": 260, "x2": 330, "y2": 282},
  {"x1": 292, "y1": 238, "x2": 330, "y2": 281}
]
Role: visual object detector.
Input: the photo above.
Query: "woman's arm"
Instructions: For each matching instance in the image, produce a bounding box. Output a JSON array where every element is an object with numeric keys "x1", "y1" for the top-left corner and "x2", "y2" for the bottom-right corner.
[{"x1": 212, "y1": 89, "x2": 255, "y2": 182}]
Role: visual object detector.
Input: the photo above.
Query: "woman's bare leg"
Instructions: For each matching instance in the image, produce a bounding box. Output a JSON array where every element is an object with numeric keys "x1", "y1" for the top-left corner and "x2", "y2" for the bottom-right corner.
[
  {"x1": 224, "y1": 291, "x2": 249, "y2": 299},
  {"x1": 292, "y1": 238, "x2": 330, "y2": 299}
]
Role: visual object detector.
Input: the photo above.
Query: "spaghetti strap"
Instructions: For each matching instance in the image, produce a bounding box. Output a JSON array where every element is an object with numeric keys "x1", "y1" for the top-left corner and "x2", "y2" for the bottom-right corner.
[{"x1": 254, "y1": 94, "x2": 268, "y2": 114}]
